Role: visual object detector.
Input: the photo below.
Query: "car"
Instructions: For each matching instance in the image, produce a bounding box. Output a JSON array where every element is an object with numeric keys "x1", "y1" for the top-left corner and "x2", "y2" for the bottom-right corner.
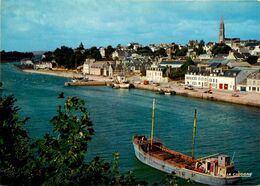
[{"x1": 184, "y1": 84, "x2": 194, "y2": 90}]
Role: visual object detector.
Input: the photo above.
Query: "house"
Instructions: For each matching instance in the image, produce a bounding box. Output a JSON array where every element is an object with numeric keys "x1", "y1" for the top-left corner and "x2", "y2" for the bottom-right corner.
[
  {"x1": 145, "y1": 67, "x2": 168, "y2": 83},
  {"x1": 246, "y1": 72, "x2": 260, "y2": 93},
  {"x1": 20, "y1": 58, "x2": 33, "y2": 65},
  {"x1": 198, "y1": 54, "x2": 212, "y2": 61},
  {"x1": 185, "y1": 68, "x2": 246, "y2": 91},
  {"x1": 34, "y1": 62, "x2": 52, "y2": 69},
  {"x1": 226, "y1": 61, "x2": 251, "y2": 68},
  {"x1": 99, "y1": 47, "x2": 106, "y2": 58},
  {"x1": 250, "y1": 45, "x2": 260, "y2": 56},
  {"x1": 82, "y1": 59, "x2": 95, "y2": 74},
  {"x1": 159, "y1": 61, "x2": 183, "y2": 69},
  {"x1": 226, "y1": 51, "x2": 245, "y2": 60},
  {"x1": 83, "y1": 59, "x2": 115, "y2": 77}
]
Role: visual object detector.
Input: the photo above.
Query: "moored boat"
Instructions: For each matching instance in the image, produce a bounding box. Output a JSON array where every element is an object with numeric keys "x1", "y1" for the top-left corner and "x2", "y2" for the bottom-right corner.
[{"x1": 132, "y1": 99, "x2": 241, "y2": 185}]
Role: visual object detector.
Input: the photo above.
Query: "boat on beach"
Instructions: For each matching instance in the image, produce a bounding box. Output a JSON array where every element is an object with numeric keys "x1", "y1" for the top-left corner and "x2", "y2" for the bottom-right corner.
[{"x1": 132, "y1": 99, "x2": 241, "y2": 185}]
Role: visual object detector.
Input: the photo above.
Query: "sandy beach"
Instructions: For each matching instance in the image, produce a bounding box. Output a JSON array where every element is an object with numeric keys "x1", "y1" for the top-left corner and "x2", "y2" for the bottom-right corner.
[{"x1": 22, "y1": 69, "x2": 260, "y2": 108}]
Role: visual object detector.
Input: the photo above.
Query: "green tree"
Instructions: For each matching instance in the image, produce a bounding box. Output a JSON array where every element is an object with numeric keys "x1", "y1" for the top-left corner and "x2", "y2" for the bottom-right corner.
[
  {"x1": 54, "y1": 46, "x2": 75, "y2": 68},
  {"x1": 105, "y1": 45, "x2": 115, "y2": 60},
  {"x1": 154, "y1": 48, "x2": 167, "y2": 57},
  {"x1": 0, "y1": 95, "x2": 146, "y2": 185},
  {"x1": 0, "y1": 95, "x2": 33, "y2": 185},
  {"x1": 169, "y1": 57, "x2": 194, "y2": 79},
  {"x1": 246, "y1": 55, "x2": 258, "y2": 64},
  {"x1": 211, "y1": 43, "x2": 231, "y2": 55}
]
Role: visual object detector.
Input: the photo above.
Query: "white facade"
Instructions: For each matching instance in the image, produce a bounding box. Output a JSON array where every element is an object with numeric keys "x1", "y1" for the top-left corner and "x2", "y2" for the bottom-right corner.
[
  {"x1": 250, "y1": 45, "x2": 260, "y2": 56},
  {"x1": 246, "y1": 73, "x2": 260, "y2": 93},
  {"x1": 99, "y1": 48, "x2": 106, "y2": 58},
  {"x1": 146, "y1": 68, "x2": 168, "y2": 83},
  {"x1": 82, "y1": 59, "x2": 95, "y2": 74},
  {"x1": 34, "y1": 62, "x2": 52, "y2": 69},
  {"x1": 185, "y1": 73, "x2": 236, "y2": 91}
]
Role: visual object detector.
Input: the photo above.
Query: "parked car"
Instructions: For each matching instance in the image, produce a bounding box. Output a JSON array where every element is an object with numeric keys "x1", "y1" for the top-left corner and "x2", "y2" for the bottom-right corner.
[{"x1": 184, "y1": 84, "x2": 194, "y2": 90}]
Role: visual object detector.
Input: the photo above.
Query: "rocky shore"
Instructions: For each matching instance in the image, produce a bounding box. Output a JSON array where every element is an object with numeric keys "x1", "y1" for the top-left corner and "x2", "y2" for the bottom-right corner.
[{"x1": 22, "y1": 69, "x2": 260, "y2": 108}]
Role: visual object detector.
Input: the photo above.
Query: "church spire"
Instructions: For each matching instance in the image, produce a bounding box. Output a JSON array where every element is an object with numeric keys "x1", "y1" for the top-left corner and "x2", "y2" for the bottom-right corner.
[{"x1": 219, "y1": 16, "x2": 225, "y2": 43}]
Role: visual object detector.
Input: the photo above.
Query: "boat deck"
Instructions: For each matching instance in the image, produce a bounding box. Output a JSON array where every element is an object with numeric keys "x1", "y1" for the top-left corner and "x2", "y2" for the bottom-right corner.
[{"x1": 136, "y1": 136, "x2": 196, "y2": 169}]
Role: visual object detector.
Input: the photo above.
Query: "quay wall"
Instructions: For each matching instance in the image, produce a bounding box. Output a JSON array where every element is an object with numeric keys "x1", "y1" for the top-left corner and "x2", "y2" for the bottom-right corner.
[{"x1": 133, "y1": 83, "x2": 260, "y2": 108}]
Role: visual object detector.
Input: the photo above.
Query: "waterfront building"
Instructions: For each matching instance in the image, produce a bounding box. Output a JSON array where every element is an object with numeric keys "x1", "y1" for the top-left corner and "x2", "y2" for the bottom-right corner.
[
  {"x1": 247, "y1": 72, "x2": 260, "y2": 93},
  {"x1": 219, "y1": 17, "x2": 225, "y2": 43},
  {"x1": 83, "y1": 58, "x2": 95, "y2": 74},
  {"x1": 145, "y1": 67, "x2": 168, "y2": 83},
  {"x1": 185, "y1": 68, "x2": 250, "y2": 91},
  {"x1": 34, "y1": 62, "x2": 52, "y2": 70}
]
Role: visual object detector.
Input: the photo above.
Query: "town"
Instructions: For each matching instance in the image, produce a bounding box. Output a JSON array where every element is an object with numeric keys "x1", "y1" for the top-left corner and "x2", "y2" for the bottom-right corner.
[{"x1": 3, "y1": 17, "x2": 260, "y2": 106}]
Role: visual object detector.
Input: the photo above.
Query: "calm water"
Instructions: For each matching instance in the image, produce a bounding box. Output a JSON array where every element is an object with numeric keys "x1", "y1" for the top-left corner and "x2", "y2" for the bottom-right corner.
[{"x1": 1, "y1": 63, "x2": 260, "y2": 185}]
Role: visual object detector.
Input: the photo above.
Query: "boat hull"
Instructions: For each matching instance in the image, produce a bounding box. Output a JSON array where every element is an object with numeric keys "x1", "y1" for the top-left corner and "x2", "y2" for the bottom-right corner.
[{"x1": 133, "y1": 141, "x2": 240, "y2": 186}]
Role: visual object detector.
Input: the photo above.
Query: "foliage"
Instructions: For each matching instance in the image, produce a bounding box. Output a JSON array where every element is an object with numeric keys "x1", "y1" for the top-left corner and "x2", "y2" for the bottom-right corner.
[
  {"x1": 54, "y1": 46, "x2": 75, "y2": 68},
  {"x1": 211, "y1": 43, "x2": 231, "y2": 55},
  {"x1": 85, "y1": 46, "x2": 102, "y2": 61},
  {"x1": 105, "y1": 45, "x2": 115, "y2": 60},
  {"x1": 246, "y1": 55, "x2": 258, "y2": 64},
  {"x1": 137, "y1": 46, "x2": 153, "y2": 56},
  {"x1": 154, "y1": 48, "x2": 167, "y2": 57},
  {"x1": 194, "y1": 40, "x2": 205, "y2": 55},
  {"x1": 0, "y1": 95, "x2": 33, "y2": 185},
  {"x1": 0, "y1": 50, "x2": 34, "y2": 62},
  {"x1": 0, "y1": 95, "x2": 146, "y2": 186},
  {"x1": 172, "y1": 45, "x2": 188, "y2": 56},
  {"x1": 169, "y1": 57, "x2": 194, "y2": 79},
  {"x1": 42, "y1": 51, "x2": 54, "y2": 62}
]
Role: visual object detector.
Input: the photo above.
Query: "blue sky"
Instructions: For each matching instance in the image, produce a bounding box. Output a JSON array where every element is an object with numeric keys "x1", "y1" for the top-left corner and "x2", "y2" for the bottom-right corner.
[{"x1": 1, "y1": 0, "x2": 260, "y2": 52}]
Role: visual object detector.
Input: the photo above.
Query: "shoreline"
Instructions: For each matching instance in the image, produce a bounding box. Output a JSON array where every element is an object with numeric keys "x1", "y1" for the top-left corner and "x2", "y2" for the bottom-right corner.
[{"x1": 22, "y1": 69, "x2": 260, "y2": 108}]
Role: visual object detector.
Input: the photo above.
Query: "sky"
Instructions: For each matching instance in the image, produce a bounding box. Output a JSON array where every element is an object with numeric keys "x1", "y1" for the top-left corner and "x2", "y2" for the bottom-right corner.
[{"x1": 1, "y1": 0, "x2": 260, "y2": 52}]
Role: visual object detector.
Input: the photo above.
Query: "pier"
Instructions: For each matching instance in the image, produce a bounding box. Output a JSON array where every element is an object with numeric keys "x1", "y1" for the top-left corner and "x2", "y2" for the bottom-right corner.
[{"x1": 65, "y1": 81, "x2": 112, "y2": 86}]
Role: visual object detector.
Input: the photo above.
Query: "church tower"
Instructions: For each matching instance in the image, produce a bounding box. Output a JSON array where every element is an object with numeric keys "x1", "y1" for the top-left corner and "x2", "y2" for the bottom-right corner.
[{"x1": 219, "y1": 17, "x2": 225, "y2": 43}]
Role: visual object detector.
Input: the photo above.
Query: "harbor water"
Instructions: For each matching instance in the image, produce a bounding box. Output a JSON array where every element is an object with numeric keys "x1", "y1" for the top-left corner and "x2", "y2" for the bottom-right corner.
[{"x1": 1, "y1": 63, "x2": 260, "y2": 185}]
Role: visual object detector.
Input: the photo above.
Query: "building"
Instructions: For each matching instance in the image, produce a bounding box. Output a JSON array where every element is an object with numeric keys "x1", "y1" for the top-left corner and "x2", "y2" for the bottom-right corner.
[
  {"x1": 34, "y1": 62, "x2": 52, "y2": 69},
  {"x1": 145, "y1": 67, "x2": 168, "y2": 83},
  {"x1": 247, "y1": 72, "x2": 260, "y2": 93},
  {"x1": 159, "y1": 61, "x2": 183, "y2": 69},
  {"x1": 219, "y1": 17, "x2": 225, "y2": 43},
  {"x1": 99, "y1": 47, "x2": 106, "y2": 58},
  {"x1": 185, "y1": 68, "x2": 247, "y2": 91},
  {"x1": 82, "y1": 59, "x2": 95, "y2": 74}
]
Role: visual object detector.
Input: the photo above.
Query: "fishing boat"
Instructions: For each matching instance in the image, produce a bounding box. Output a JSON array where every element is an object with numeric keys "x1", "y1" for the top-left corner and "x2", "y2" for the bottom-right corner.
[{"x1": 132, "y1": 99, "x2": 241, "y2": 185}]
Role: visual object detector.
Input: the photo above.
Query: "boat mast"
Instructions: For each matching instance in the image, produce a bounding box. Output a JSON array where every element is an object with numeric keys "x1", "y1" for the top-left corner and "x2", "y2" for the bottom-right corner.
[
  {"x1": 150, "y1": 99, "x2": 155, "y2": 147},
  {"x1": 192, "y1": 109, "x2": 197, "y2": 159}
]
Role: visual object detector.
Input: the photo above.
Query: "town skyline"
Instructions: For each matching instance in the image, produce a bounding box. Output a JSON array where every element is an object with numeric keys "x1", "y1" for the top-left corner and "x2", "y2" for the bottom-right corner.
[{"x1": 1, "y1": 0, "x2": 260, "y2": 52}]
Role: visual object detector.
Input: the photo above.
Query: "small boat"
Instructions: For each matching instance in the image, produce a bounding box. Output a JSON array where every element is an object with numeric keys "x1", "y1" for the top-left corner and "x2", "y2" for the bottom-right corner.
[
  {"x1": 71, "y1": 76, "x2": 88, "y2": 82},
  {"x1": 133, "y1": 99, "x2": 241, "y2": 185}
]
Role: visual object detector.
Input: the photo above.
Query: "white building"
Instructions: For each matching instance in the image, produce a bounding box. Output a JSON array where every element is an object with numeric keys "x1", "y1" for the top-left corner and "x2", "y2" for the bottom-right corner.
[
  {"x1": 185, "y1": 69, "x2": 245, "y2": 91},
  {"x1": 250, "y1": 45, "x2": 260, "y2": 56},
  {"x1": 145, "y1": 67, "x2": 168, "y2": 83},
  {"x1": 34, "y1": 62, "x2": 52, "y2": 69},
  {"x1": 159, "y1": 61, "x2": 183, "y2": 69},
  {"x1": 246, "y1": 72, "x2": 260, "y2": 93},
  {"x1": 99, "y1": 47, "x2": 106, "y2": 58},
  {"x1": 83, "y1": 59, "x2": 95, "y2": 74}
]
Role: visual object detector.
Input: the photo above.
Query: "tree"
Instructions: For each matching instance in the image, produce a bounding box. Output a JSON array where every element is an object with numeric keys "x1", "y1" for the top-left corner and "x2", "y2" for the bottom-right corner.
[
  {"x1": 54, "y1": 46, "x2": 75, "y2": 68},
  {"x1": 105, "y1": 45, "x2": 115, "y2": 60},
  {"x1": 0, "y1": 95, "x2": 34, "y2": 185},
  {"x1": 246, "y1": 55, "x2": 258, "y2": 65},
  {"x1": 169, "y1": 57, "x2": 194, "y2": 79},
  {"x1": 0, "y1": 95, "x2": 146, "y2": 185},
  {"x1": 154, "y1": 48, "x2": 167, "y2": 57},
  {"x1": 211, "y1": 43, "x2": 231, "y2": 55}
]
